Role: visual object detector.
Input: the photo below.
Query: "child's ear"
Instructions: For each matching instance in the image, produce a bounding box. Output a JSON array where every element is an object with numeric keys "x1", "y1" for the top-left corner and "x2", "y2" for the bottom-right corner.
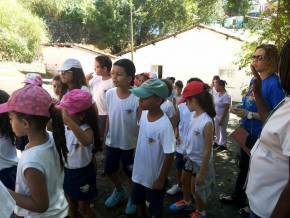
[
  {"x1": 128, "y1": 76, "x2": 133, "y2": 84},
  {"x1": 22, "y1": 118, "x2": 31, "y2": 129}
]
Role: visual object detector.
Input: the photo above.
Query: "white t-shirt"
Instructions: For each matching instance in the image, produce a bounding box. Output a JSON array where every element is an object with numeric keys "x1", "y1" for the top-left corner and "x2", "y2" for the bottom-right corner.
[
  {"x1": 176, "y1": 103, "x2": 192, "y2": 154},
  {"x1": 185, "y1": 112, "x2": 213, "y2": 166},
  {"x1": 161, "y1": 100, "x2": 175, "y2": 119},
  {"x1": 246, "y1": 97, "x2": 290, "y2": 218},
  {"x1": 65, "y1": 124, "x2": 94, "y2": 169},
  {"x1": 0, "y1": 136, "x2": 18, "y2": 171},
  {"x1": 14, "y1": 132, "x2": 68, "y2": 218},
  {"x1": 89, "y1": 76, "x2": 113, "y2": 115},
  {"x1": 214, "y1": 92, "x2": 231, "y2": 118},
  {"x1": 105, "y1": 88, "x2": 139, "y2": 150},
  {"x1": 132, "y1": 111, "x2": 175, "y2": 189}
]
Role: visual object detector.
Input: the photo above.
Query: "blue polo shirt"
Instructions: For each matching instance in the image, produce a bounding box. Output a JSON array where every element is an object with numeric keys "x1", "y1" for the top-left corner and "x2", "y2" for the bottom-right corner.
[{"x1": 242, "y1": 73, "x2": 285, "y2": 137}]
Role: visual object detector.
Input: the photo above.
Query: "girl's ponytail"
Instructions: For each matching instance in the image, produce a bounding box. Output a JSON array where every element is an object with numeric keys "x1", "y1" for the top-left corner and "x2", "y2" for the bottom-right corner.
[
  {"x1": 49, "y1": 104, "x2": 68, "y2": 168},
  {"x1": 194, "y1": 84, "x2": 216, "y2": 119}
]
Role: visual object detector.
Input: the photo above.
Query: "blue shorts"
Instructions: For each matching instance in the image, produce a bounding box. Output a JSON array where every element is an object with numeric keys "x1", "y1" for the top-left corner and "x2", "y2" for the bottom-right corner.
[
  {"x1": 131, "y1": 182, "x2": 165, "y2": 217},
  {"x1": 174, "y1": 152, "x2": 185, "y2": 170},
  {"x1": 104, "y1": 146, "x2": 134, "y2": 177},
  {"x1": 64, "y1": 161, "x2": 97, "y2": 201},
  {"x1": 0, "y1": 166, "x2": 17, "y2": 191}
]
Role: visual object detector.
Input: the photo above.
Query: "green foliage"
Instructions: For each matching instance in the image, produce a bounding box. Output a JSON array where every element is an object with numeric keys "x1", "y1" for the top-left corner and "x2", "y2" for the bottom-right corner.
[
  {"x1": 90, "y1": 0, "x2": 194, "y2": 53},
  {"x1": 0, "y1": 0, "x2": 47, "y2": 62},
  {"x1": 190, "y1": 0, "x2": 226, "y2": 24},
  {"x1": 224, "y1": 0, "x2": 250, "y2": 16},
  {"x1": 20, "y1": 0, "x2": 96, "y2": 43}
]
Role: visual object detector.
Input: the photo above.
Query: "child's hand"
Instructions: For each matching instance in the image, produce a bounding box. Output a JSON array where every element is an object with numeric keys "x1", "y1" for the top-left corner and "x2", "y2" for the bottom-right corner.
[
  {"x1": 61, "y1": 109, "x2": 72, "y2": 125},
  {"x1": 230, "y1": 108, "x2": 247, "y2": 118},
  {"x1": 152, "y1": 178, "x2": 165, "y2": 190},
  {"x1": 195, "y1": 173, "x2": 205, "y2": 186}
]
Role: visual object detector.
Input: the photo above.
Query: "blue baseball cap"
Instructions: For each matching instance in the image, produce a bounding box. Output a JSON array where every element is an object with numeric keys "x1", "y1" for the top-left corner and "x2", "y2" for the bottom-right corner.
[{"x1": 131, "y1": 79, "x2": 169, "y2": 99}]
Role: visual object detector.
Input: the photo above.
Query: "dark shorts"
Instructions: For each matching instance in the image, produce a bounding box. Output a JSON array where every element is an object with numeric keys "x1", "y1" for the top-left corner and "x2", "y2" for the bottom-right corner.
[
  {"x1": 97, "y1": 115, "x2": 107, "y2": 140},
  {"x1": 64, "y1": 161, "x2": 98, "y2": 201},
  {"x1": 131, "y1": 182, "x2": 165, "y2": 216},
  {"x1": 174, "y1": 152, "x2": 185, "y2": 170},
  {"x1": 0, "y1": 166, "x2": 17, "y2": 190},
  {"x1": 104, "y1": 146, "x2": 134, "y2": 177}
]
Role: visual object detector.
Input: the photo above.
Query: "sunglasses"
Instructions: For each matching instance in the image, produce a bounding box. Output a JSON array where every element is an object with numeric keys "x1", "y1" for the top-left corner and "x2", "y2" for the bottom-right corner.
[
  {"x1": 252, "y1": 55, "x2": 267, "y2": 61},
  {"x1": 60, "y1": 70, "x2": 73, "y2": 75}
]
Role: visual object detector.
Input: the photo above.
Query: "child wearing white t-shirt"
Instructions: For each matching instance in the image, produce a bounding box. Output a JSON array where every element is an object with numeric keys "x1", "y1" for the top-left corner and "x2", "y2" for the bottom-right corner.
[
  {"x1": 170, "y1": 81, "x2": 215, "y2": 218},
  {"x1": 131, "y1": 79, "x2": 175, "y2": 218},
  {"x1": 213, "y1": 80, "x2": 230, "y2": 150},
  {"x1": 87, "y1": 55, "x2": 114, "y2": 143},
  {"x1": 0, "y1": 90, "x2": 18, "y2": 191},
  {"x1": 0, "y1": 85, "x2": 68, "y2": 217},
  {"x1": 104, "y1": 59, "x2": 139, "y2": 215},
  {"x1": 57, "y1": 89, "x2": 99, "y2": 218},
  {"x1": 166, "y1": 102, "x2": 192, "y2": 196}
]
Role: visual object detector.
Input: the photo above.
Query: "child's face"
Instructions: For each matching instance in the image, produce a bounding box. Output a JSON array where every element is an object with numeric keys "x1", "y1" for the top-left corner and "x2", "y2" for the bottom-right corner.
[
  {"x1": 213, "y1": 79, "x2": 219, "y2": 90},
  {"x1": 215, "y1": 84, "x2": 223, "y2": 92},
  {"x1": 111, "y1": 65, "x2": 131, "y2": 88},
  {"x1": 139, "y1": 96, "x2": 161, "y2": 110},
  {"x1": 186, "y1": 97, "x2": 198, "y2": 112},
  {"x1": 95, "y1": 60, "x2": 106, "y2": 76},
  {"x1": 8, "y1": 112, "x2": 27, "y2": 137},
  {"x1": 52, "y1": 80, "x2": 62, "y2": 96},
  {"x1": 60, "y1": 70, "x2": 73, "y2": 85},
  {"x1": 175, "y1": 86, "x2": 182, "y2": 95}
]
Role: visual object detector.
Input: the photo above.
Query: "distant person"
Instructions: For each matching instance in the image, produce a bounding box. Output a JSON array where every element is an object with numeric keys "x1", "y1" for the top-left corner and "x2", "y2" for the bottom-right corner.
[
  {"x1": 104, "y1": 59, "x2": 139, "y2": 215},
  {"x1": 161, "y1": 79, "x2": 177, "y2": 127},
  {"x1": 166, "y1": 77, "x2": 176, "y2": 103},
  {"x1": 51, "y1": 75, "x2": 62, "y2": 101},
  {"x1": 23, "y1": 73, "x2": 43, "y2": 87},
  {"x1": 0, "y1": 85, "x2": 68, "y2": 217},
  {"x1": 59, "y1": 58, "x2": 88, "y2": 99},
  {"x1": 0, "y1": 90, "x2": 18, "y2": 191},
  {"x1": 220, "y1": 44, "x2": 285, "y2": 216},
  {"x1": 174, "y1": 80, "x2": 183, "y2": 105},
  {"x1": 57, "y1": 89, "x2": 99, "y2": 218},
  {"x1": 170, "y1": 81, "x2": 215, "y2": 218},
  {"x1": 246, "y1": 39, "x2": 290, "y2": 218},
  {"x1": 131, "y1": 79, "x2": 175, "y2": 218},
  {"x1": 87, "y1": 55, "x2": 113, "y2": 145},
  {"x1": 213, "y1": 80, "x2": 231, "y2": 151},
  {"x1": 211, "y1": 75, "x2": 220, "y2": 96},
  {"x1": 134, "y1": 72, "x2": 150, "y2": 87}
]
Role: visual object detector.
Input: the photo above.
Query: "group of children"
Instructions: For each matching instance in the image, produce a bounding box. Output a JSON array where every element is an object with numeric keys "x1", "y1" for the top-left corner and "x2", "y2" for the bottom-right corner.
[{"x1": 0, "y1": 55, "x2": 224, "y2": 218}]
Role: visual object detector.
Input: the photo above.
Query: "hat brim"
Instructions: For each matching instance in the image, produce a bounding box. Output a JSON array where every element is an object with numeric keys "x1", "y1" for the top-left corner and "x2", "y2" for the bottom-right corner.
[
  {"x1": 131, "y1": 87, "x2": 153, "y2": 99},
  {"x1": 178, "y1": 97, "x2": 187, "y2": 104},
  {"x1": 58, "y1": 66, "x2": 71, "y2": 72},
  {"x1": 0, "y1": 102, "x2": 12, "y2": 114}
]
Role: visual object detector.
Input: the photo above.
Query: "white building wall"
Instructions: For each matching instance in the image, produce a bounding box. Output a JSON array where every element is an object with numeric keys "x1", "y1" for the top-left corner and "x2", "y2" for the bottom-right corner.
[{"x1": 121, "y1": 27, "x2": 252, "y2": 102}]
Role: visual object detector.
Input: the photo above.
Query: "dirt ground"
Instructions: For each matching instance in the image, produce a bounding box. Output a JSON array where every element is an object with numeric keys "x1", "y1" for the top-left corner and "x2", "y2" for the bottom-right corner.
[{"x1": 92, "y1": 115, "x2": 244, "y2": 218}]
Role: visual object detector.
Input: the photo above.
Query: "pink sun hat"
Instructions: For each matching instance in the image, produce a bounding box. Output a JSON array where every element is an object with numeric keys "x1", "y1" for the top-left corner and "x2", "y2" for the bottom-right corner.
[
  {"x1": 23, "y1": 73, "x2": 43, "y2": 87},
  {"x1": 0, "y1": 85, "x2": 52, "y2": 117},
  {"x1": 56, "y1": 89, "x2": 92, "y2": 115}
]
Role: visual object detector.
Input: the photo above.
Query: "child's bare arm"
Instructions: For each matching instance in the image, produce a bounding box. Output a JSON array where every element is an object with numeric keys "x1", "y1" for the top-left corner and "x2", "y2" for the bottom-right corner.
[
  {"x1": 10, "y1": 168, "x2": 49, "y2": 213},
  {"x1": 152, "y1": 153, "x2": 174, "y2": 190},
  {"x1": 196, "y1": 122, "x2": 213, "y2": 185},
  {"x1": 63, "y1": 110, "x2": 93, "y2": 146}
]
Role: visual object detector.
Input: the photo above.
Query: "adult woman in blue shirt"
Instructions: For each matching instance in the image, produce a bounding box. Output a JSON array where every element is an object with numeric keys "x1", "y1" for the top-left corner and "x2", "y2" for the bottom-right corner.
[{"x1": 219, "y1": 44, "x2": 285, "y2": 215}]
